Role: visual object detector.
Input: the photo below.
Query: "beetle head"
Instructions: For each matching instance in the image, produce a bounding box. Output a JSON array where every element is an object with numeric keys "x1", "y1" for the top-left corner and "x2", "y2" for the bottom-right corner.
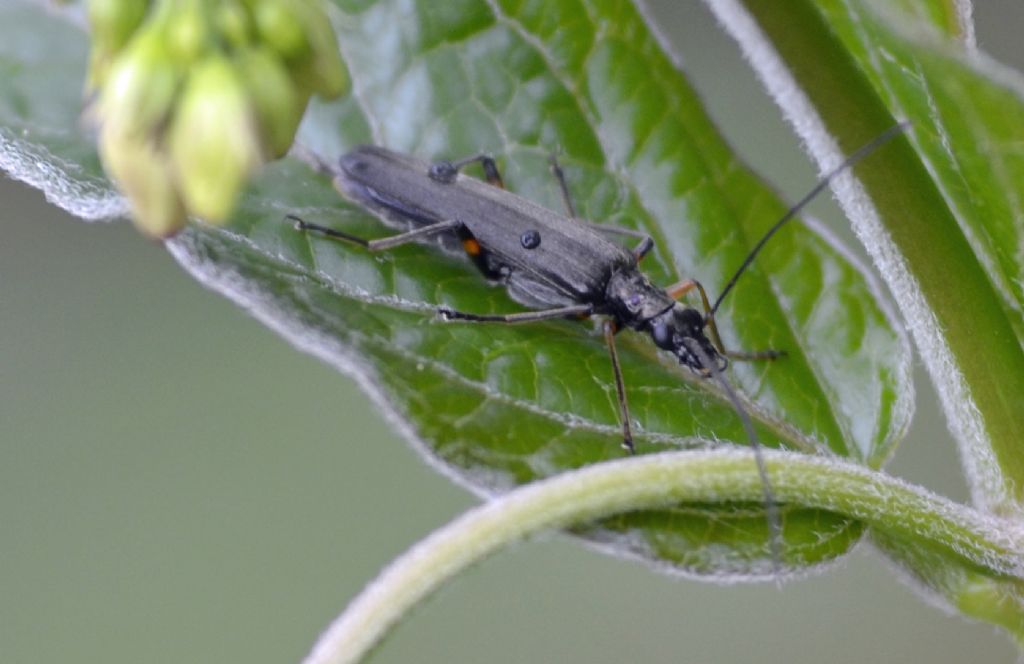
[{"x1": 644, "y1": 305, "x2": 726, "y2": 374}]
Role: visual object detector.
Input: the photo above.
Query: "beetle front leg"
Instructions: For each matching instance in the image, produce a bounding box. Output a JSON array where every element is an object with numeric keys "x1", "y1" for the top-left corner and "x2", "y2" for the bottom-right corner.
[
  {"x1": 665, "y1": 278, "x2": 785, "y2": 362},
  {"x1": 603, "y1": 319, "x2": 635, "y2": 454}
]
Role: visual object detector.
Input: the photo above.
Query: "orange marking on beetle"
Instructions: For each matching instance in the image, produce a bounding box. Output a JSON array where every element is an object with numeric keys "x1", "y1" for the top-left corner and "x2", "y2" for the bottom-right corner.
[{"x1": 463, "y1": 238, "x2": 482, "y2": 256}]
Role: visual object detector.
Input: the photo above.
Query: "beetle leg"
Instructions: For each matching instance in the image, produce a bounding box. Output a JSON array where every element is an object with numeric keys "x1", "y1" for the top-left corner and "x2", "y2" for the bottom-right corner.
[
  {"x1": 603, "y1": 319, "x2": 636, "y2": 454},
  {"x1": 630, "y1": 236, "x2": 654, "y2": 261},
  {"x1": 441, "y1": 305, "x2": 633, "y2": 452},
  {"x1": 292, "y1": 213, "x2": 507, "y2": 283},
  {"x1": 582, "y1": 222, "x2": 647, "y2": 240},
  {"x1": 664, "y1": 278, "x2": 784, "y2": 362},
  {"x1": 665, "y1": 278, "x2": 725, "y2": 350},
  {"x1": 550, "y1": 154, "x2": 654, "y2": 261},
  {"x1": 723, "y1": 348, "x2": 787, "y2": 361},
  {"x1": 438, "y1": 303, "x2": 593, "y2": 323},
  {"x1": 290, "y1": 215, "x2": 462, "y2": 252},
  {"x1": 429, "y1": 154, "x2": 505, "y2": 188},
  {"x1": 549, "y1": 152, "x2": 579, "y2": 219},
  {"x1": 583, "y1": 223, "x2": 655, "y2": 261}
]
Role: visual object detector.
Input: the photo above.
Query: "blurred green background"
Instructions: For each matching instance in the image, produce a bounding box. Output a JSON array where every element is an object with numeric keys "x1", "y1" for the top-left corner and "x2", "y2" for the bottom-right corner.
[{"x1": 4, "y1": 2, "x2": 1023, "y2": 662}]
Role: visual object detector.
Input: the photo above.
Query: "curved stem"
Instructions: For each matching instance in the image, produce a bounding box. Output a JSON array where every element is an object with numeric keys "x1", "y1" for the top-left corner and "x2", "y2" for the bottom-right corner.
[
  {"x1": 303, "y1": 449, "x2": 1024, "y2": 664},
  {"x1": 713, "y1": 0, "x2": 1024, "y2": 514}
]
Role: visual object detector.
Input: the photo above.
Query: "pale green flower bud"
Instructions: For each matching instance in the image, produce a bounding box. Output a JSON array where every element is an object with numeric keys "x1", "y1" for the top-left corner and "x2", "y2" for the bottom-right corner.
[
  {"x1": 235, "y1": 47, "x2": 303, "y2": 158},
  {"x1": 98, "y1": 27, "x2": 180, "y2": 137},
  {"x1": 169, "y1": 55, "x2": 262, "y2": 222},
  {"x1": 87, "y1": 0, "x2": 348, "y2": 237},
  {"x1": 215, "y1": 0, "x2": 253, "y2": 50},
  {"x1": 86, "y1": 0, "x2": 150, "y2": 68},
  {"x1": 165, "y1": 0, "x2": 210, "y2": 64},
  {"x1": 294, "y1": 0, "x2": 349, "y2": 98},
  {"x1": 253, "y1": 0, "x2": 310, "y2": 62},
  {"x1": 99, "y1": 126, "x2": 187, "y2": 238}
]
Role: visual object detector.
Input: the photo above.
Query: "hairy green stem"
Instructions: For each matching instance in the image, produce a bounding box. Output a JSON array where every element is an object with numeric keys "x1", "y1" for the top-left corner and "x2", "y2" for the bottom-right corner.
[
  {"x1": 729, "y1": 0, "x2": 1024, "y2": 513},
  {"x1": 303, "y1": 449, "x2": 1024, "y2": 664}
]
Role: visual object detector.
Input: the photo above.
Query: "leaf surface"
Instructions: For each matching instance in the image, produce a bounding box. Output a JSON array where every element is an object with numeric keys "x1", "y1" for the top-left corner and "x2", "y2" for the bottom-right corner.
[
  {"x1": 0, "y1": 0, "x2": 914, "y2": 575},
  {"x1": 729, "y1": 0, "x2": 1024, "y2": 515}
]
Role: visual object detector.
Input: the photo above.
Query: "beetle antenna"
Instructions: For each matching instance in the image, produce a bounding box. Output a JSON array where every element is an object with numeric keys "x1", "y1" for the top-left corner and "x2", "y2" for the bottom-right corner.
[
  {"x1": 709, "y1": 121, "x2": 911, "y2": 318},
  {"x1": 686, "y1": 339, "x2": 782, "y2": 576}
]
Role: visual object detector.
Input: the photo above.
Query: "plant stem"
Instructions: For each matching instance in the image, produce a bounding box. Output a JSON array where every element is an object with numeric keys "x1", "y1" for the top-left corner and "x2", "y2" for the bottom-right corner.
[{"x1": 303, "y1": 448, "x2": 1024, "y2": 664}]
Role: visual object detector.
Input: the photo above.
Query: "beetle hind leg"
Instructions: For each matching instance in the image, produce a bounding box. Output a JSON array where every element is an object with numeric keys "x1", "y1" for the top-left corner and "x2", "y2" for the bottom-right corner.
[{"x1": 290, "y1": 215, "x2": 462, "y2": 252}]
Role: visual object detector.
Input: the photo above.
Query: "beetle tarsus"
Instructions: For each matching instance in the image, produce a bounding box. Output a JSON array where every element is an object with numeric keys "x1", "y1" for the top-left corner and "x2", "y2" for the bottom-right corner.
[
  {"x1": 726, "y1": 348, "x2": 787, "y2": 362},
  {"x1": 287, "y1": 214, "x2": 309, "y2": 231}
]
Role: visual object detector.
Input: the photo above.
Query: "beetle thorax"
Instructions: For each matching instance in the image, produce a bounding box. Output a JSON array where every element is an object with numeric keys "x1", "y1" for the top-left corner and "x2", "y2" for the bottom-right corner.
[{"x1": 604, "y1": 269, "x2": 675, "y2": 325}]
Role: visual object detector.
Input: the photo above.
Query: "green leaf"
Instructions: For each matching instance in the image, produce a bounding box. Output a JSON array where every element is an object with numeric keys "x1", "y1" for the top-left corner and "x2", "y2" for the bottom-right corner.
[
  {"x1": 0, "y1": 2, "x2": 119, "y2": 218},
  {"x1": 2, "y1": 0, "x2": 912, "y2": 576},
  {"x1": 712, "y1": 0, "x2": 1024, "y2": 630},
  {"x1": 301, "y1": 451, "x2": 1024, "y2": 663},
  {"x1": 727, "y1": 0, "x2": 1024, "y2": 515}
]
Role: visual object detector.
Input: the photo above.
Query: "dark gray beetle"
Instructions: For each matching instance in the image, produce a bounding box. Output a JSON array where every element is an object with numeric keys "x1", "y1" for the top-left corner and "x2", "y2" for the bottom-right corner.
[
  {"x1": 292, "y1": 125, "x2": 907, "y2": 567},
  {"x1": 292, "y1": 126, "x2": 906, "y2": 454},
  {"x1": 294, "y1": 145, "x2": 775, "y2": 454}
]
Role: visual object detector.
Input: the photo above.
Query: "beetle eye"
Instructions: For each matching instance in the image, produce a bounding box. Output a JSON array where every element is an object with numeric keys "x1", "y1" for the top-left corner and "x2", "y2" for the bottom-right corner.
[
  {"x1": 678, "y1": 307, "x2": 704, "y2": 329},
  {"x1": 651, "y1": 322, "x2": 673, "y2": 349}
]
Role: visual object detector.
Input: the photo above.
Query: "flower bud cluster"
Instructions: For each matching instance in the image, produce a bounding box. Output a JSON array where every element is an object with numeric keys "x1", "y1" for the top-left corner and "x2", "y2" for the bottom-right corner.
[{"x1": 87, "y1": 0, "x2": 349, "y2": 237}]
